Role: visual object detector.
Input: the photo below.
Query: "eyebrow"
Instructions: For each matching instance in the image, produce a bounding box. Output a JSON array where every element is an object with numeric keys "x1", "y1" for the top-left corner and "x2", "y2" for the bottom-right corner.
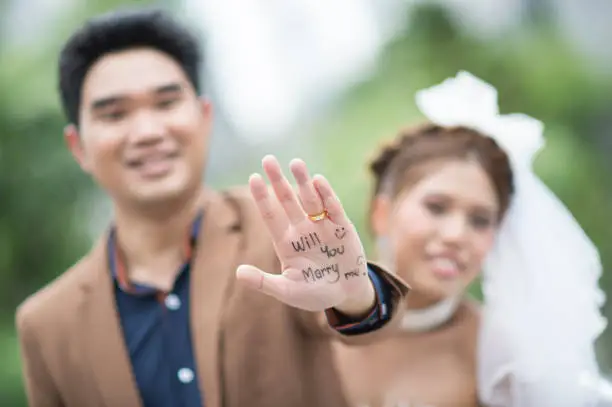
[
  {"x1": 426, "y1": 192, "x2": 497, "y2": 214},
  {"x1": 89, "y1": 82, "x2": 185, "y2": 111}
]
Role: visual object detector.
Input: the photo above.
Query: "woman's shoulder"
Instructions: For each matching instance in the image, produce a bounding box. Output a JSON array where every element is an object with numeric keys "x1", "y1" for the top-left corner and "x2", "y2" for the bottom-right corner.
[
  {"x1": 452, "y1": 297, "x2": 482, "y2": 362},
  {"x1": 453, "y1": 297, "x2": 481, "y2": 329}
]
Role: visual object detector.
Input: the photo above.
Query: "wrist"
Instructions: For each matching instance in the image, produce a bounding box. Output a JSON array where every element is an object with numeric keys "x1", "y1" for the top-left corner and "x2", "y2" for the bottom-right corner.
[{"x1": 334, "y1": 277, "x2": 377, "y2": 318}]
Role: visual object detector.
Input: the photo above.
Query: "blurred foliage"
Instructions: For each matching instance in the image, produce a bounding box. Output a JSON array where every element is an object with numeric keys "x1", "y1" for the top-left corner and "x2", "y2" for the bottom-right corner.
[
  {"x1": 0, "y1": 0, "x2": 158, "y2": 404},
  {"x1": 0, "y1": 1, "x2": 610, "y2": 404}
]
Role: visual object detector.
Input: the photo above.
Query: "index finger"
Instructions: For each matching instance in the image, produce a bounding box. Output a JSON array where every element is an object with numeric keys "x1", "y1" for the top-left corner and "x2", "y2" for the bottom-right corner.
[
  {"x1": 262, "y1": 155, "x2": 305, "y2": 225},
  {"x1": 249, "y1": 173, "x2": 289, "y2": 243}
]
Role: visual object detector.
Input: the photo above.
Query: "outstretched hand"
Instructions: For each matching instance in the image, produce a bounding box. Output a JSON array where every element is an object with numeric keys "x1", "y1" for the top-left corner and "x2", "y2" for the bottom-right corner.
[{"x1": 236, "y1": 155, "x2": 375, "y2": 315}]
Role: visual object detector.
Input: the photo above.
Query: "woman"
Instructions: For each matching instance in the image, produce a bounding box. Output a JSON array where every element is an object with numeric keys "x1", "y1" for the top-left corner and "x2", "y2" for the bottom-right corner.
[{"x1": 333, "y1": 71, "x2": 608, "y2": 407}]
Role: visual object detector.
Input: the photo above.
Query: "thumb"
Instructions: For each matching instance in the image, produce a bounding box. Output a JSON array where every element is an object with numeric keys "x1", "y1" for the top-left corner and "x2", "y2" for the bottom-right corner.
[{"x1": 236, "y1": 264, "x2": 288, "y2": 301}]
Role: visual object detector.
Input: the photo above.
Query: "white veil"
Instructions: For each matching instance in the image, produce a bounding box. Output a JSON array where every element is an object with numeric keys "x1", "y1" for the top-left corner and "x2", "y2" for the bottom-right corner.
[{"x1": 415, "y1": 71, "x2": 609, "y2": 406}]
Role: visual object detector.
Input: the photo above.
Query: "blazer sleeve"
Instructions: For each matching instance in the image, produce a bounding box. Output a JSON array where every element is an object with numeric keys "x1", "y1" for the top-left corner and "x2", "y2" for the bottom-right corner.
[
  {"x1": 295, "y1": 261, "x2": 410, "y2": 345},
  {"x1": 16, "y1": 303, "x2": 64, "y2": 407}
]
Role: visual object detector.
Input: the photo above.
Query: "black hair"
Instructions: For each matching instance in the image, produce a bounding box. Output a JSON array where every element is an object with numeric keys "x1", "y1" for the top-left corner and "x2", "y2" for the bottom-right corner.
[{"x1": 58, "y1": 7, "x2": 203, "y2": 125}]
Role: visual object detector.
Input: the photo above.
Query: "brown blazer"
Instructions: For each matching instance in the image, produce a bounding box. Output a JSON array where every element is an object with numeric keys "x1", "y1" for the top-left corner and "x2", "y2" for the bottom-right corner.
[{"x1": 16, "y1": 187, "x2": 409, "y2": 407}]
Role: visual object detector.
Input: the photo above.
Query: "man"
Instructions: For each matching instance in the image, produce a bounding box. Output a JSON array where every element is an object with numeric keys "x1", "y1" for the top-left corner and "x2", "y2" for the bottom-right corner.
[{"x1": 16, "y1": 7, "x2": 409, "y2": 407}]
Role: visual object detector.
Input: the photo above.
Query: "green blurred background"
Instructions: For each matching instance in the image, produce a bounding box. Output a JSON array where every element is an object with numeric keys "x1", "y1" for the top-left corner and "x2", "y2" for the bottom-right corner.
[{"x1": 1, "y1": 0, "x2": 611, "y2": 404}]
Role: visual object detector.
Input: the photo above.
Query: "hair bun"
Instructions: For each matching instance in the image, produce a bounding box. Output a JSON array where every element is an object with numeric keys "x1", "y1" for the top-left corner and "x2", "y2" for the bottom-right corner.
[
  {"x1": 369, "y1": 141, "x2": 401, "y2": 179},
  {"x1": 369, "y1": 123, "x2": 438, "y2": 179}
]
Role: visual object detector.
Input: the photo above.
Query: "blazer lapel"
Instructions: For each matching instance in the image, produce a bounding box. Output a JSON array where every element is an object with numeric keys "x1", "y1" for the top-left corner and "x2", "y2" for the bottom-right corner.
[
  {"x1": 190, "y1": 190, "x2": 242, "y2": 407},
  {"x1": 76, "y1": 189, "x2": 243, "y2": 407},
  {"x1": 79, "y1": 237, "x2": 143, "y2": 407}
]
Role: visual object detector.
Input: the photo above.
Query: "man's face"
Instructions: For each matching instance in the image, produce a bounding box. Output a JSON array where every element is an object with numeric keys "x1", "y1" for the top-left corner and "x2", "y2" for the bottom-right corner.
[{"x1": 67, "y1": 47, "x2": 211, "y2": 208}]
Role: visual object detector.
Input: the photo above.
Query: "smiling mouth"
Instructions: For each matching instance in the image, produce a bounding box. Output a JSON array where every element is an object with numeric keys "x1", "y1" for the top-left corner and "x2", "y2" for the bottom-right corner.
[
  {"x1": 429, "y1": 257, "x2": 462, "y2": 279},
  {"x1": 126, "y1": 151, "x2": 178, "y2": 167},
  {"x1": 126, "y1": 152, "x2": 179, "y2": 177}
]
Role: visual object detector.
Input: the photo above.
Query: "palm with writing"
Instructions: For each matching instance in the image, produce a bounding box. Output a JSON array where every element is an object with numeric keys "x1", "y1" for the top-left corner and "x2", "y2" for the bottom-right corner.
[{"x1": 236, "y1": 155, "x2": 375, "y2": 315}]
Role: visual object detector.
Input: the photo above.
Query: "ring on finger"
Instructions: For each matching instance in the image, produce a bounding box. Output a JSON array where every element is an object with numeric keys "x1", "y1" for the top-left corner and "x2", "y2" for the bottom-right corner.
[{"x1": 307, "y1": 210, "x2": 328, "y2": 222}]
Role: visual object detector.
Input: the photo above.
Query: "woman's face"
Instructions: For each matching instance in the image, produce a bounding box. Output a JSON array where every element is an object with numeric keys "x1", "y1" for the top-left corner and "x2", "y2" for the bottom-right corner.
[{"x1": 372, "y1": 160, "x2": 501, "y2": 300}]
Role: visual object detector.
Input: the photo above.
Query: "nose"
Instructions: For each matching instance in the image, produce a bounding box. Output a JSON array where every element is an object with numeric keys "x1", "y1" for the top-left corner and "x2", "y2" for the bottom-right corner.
[
  {"x1": 437, "y1": 213, "x2": 468, "y2": 244},
  {"x1": 127, "y1": 110, "x2": 165, "y2": 145}
]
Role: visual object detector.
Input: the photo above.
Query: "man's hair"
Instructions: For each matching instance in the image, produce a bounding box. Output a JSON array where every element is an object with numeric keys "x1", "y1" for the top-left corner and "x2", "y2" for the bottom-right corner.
[{"x1": 58, "y1": 7, "x2": 203, "y2": 125}]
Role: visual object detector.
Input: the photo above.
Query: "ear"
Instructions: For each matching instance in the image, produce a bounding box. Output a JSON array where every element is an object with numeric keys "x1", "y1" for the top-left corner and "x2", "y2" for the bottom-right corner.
[
  {"x1": 198, "y1": 96, "x2": 212, "y2": 119},
  {"x1": 371, "y1": 195, "x2": 392, "y2": 236},
  {"x1": 64, "y1": 124, "x2": 92, "y2": 173},
  {"x1": 197, "y1": 96, "x2": 213, "y2": 134}
]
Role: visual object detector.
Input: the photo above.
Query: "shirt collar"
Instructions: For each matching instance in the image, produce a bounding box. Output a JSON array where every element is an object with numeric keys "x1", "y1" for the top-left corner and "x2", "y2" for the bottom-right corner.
[{"x1": 107, "y1": 211, "x2": 204, "y2": 293}]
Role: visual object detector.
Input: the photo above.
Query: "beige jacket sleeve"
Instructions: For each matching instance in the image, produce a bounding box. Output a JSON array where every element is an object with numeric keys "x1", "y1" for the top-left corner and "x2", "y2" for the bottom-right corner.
[
  {"x1": 295, "y1": 261, "x2": 409, "y2": 344},
  {"x1": 16, "y1": 302, "x2": 64, "y2": 407}
]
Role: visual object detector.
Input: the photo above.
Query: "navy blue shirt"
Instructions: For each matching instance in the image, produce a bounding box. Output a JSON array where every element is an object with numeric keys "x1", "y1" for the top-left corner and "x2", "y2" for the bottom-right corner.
[{"x1": 108, "y1": 213, "x2": 393, "y2": 407}]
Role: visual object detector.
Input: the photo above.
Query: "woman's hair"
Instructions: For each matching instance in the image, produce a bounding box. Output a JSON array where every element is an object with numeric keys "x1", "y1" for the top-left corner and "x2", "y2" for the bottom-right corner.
[{"x1": 369, "y1": 123, "x2": 514, "y2": 222}]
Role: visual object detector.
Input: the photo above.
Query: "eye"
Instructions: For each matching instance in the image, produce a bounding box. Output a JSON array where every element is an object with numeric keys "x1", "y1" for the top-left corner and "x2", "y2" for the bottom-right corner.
[
  {"x1": 156, "y1": 97, "x2": 180, "y2": 109},
  {"x1": 470, "y1": 214, "x2": 493, "y2": 229},
  {"x1": 426, "y1": 201, "x2": 446, "y2": 215},
  {"x1": 100, "y1": 110, "x2": 127, "y2": 121}
]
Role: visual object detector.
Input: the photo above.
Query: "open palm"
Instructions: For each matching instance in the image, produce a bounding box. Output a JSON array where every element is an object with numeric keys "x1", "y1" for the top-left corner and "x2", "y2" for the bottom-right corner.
[{"x1": 236, "y1": 155, "x2": 371, "y2": 312}]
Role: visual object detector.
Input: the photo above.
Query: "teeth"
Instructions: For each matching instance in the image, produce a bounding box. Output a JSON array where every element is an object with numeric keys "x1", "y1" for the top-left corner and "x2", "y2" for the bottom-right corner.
[
  {"x1": 136, "y1": 156, "x2": 170, "y2": 166},
  {"x1": 431, "y1": 258, "x2": 458, "y2": 271},
  {"x1": 142, "y1": 158, "x2": 163, "y2": 165}
]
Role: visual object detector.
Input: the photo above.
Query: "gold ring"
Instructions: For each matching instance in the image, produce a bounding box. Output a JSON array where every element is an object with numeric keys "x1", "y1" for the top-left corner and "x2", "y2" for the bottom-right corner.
[{"x1": 307, "y1": 210, "x2": 328, "y2": 222}]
